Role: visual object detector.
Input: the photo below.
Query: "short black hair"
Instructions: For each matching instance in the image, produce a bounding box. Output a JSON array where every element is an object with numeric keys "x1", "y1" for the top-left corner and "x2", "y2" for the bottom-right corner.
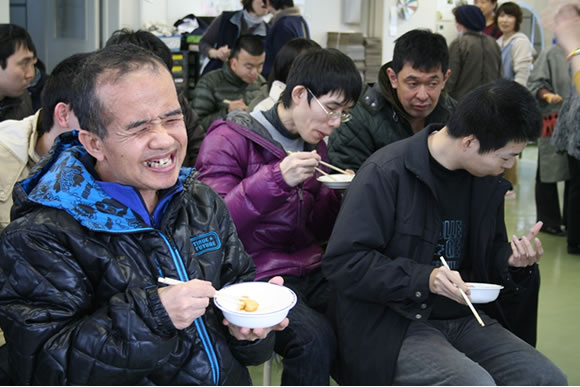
[
  {"x1": 268, "y1": 38, "x2": 320, "y2": 87},
  {"x1": 105, "y1": 28, "x2": 173, "y2": 69},
  {"x1": 280, "y1": 48, "x2": 362, "y2": 108},
  {"x1": 71, "y1": 44, "x2": 168, "y2": 138},
  {"x1": 495, "y1": 2, "x2": 523, "y2": 32},
  {"x1": 0, "y1": 23, "x2": 36, "y2": 69},
  {"x1": 40, "y1": 52, "x2": 92, "y2": 136},
  {"x1": 242, "y1": 0, "x2": 268, "y2": 12},
  {"x1": 270, "y1": 0, "x2": 294, "y2": 10},
  {"x1": 230, "y1": 34, "x2": 265, "y2": 59},
  {"x1": 392, "y1": 29, "x2": 449, "y2": 75},
  {"x1": 447, "y1": 79, "x2": 541, "y2": 153}
]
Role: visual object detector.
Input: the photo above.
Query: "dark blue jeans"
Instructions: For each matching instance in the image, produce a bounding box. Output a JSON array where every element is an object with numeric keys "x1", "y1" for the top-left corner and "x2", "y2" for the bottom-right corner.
[
  {"x1": 393, "y1": 313, "x2": 568, "y2": 385},
  {"x1": 272, "y1": 269, "x2": 336, "y2": 385}
]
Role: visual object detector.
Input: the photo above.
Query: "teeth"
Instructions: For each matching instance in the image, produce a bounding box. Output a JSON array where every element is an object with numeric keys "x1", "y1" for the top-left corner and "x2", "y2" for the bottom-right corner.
[{"x1": 145, "y1": 156, "x2": 172, "y2": 168}]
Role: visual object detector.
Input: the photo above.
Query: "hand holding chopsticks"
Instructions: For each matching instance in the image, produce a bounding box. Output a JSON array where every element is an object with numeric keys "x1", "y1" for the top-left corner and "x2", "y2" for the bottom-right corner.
[
  {"x1": 158, "y1": 277, "x2": 243, "y2": 305},
  {"x1": 439, "y1": 257, "x2": 485, "y2": 327},
  {"x1": 284, "y1": 150, "x2": 353, "y2": 181}
]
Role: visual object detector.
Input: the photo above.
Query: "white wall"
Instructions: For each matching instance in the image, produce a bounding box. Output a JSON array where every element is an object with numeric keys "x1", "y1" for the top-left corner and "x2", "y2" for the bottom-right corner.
[
  {"x1": 0, "y1": 0, "x2": 9, "y2": 23},
  {"x1": 135, "y1": 0, "x2": 363, "y2": 47}
]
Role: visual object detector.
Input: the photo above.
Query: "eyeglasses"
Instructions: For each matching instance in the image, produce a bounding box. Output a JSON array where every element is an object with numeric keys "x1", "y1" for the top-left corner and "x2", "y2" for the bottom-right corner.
[{"x1": 307, "y1": 88, "x2": 352, "y2": 123}]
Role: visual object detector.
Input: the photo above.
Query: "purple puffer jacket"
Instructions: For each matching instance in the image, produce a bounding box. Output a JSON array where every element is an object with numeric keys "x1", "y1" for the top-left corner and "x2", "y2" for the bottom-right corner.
[{"x1": 195, "y1": 112, "x2": 341, "y2": 280}]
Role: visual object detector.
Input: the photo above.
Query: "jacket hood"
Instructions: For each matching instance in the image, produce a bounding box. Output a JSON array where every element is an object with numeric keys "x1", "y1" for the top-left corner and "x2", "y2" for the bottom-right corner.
[
  {"x1": 13, "y1": 131, "x2": 194, "y2": 232},
  {"x1": 378, "y1": 62, "x2": 414, "y2": 121}
]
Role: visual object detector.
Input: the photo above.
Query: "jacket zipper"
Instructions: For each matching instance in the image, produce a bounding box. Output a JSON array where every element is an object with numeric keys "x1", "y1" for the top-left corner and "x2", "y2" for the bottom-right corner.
[
  {"x1": 297, "y1": 185, "x2": 303, "y2": 231},
  {"x1": 157, "y1": 231, "x2": 220, "y2": 385}
]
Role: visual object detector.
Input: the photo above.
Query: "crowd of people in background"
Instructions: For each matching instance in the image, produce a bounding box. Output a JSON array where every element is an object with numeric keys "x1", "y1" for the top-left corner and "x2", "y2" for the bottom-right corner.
[{"x1": 0, "y1": 0, "x2": 579, "y2": 384}]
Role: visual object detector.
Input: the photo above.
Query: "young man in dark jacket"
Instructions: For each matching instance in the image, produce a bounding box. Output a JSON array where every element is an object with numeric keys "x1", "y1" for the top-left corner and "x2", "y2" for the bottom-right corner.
[
  {"x1": 328, "y1": 29, "x2": 456, "y2": 171},
  {"x1": 195, "y1": 48, "x2": 362, "y2": 385},
  {"x1": 323, "y1": 80, "x2": 567, "y2": 385},
  {"x1": 0, "y1": 44, "x2": 286, "y2": 385}
]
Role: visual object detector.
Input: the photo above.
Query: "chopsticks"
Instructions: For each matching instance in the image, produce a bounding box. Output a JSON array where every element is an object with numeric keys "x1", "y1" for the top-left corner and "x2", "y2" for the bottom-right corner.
[
  {"x1": 439, "y1": 257, "x2": 485, "y2": 327},
  {"x1": 318, "y1": 160, "x2": 350, "y2": 175},
  {"x1": 157, "y1": 277, "x2": 243, "y2": 305},
  {"x1": 285, "y1": 150, "x2": 348, "y2": 180}
]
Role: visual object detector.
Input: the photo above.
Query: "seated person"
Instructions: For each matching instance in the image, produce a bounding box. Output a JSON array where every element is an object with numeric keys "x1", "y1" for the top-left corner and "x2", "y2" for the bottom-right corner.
[
  {"x1": 323, "y1": 80, "x2": 567, "y2": 385},
  {"x1": 0, "y1": 51, "x2": 90, "y2": 232},
  {"x1": 195, "y1": 48, "x2": 362, "y2": 385},
  {"x1": 193, "y1": 34, "x2": 266, "y2": 130},
  {"x1": 249, "y1": 37, "x2": 320, "y2": 112},
  {"x1": 105, "y1": 28, "x2": 205, "y2": 167},
  {"x1": 0, "y1": 44, "x2": 285, "y2": 385},
  {"x1": 328, "y1": 29, "x2": 456, "y2": 171},
  {"x1": 0, "y1": 24, "x2": 37, "y2": 122}
]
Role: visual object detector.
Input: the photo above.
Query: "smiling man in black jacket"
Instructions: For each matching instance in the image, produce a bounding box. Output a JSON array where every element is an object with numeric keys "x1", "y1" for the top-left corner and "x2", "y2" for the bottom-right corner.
[
  {"x1": 323, "y1": 80, "x2": 567, "y2": 385},
  {"x1": 0, "y1": 43, "x2": 286, "y2": 385}
]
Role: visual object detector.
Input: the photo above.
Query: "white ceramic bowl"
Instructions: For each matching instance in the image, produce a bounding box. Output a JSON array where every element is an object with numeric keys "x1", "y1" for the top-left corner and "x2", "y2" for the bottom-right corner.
[
  {"x1": 467, "y1": 282, "x2": 504, "y2": 303},
  {"x1": 317, "y1": 174, "x2": 354, "y2": 189},
  {"x1": 214, "y1": 282, "x2": 297, "y2": 328}
]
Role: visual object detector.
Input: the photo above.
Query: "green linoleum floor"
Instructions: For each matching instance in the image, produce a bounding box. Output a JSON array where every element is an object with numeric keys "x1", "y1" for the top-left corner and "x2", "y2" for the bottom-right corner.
[{"x1": 249, "y1": 144, "x2": 579, "y2": 385}]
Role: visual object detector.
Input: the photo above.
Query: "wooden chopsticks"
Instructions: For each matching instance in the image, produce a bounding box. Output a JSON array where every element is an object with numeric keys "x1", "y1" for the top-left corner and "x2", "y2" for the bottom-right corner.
[{"x1": 439, "y1": 257, "x2": 485, "y2": 327}]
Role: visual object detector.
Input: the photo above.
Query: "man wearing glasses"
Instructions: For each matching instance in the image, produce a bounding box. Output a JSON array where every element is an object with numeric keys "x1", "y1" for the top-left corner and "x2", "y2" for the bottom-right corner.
[{"x1": 195, "y1": 48, "x2": 362, "y2": 385}]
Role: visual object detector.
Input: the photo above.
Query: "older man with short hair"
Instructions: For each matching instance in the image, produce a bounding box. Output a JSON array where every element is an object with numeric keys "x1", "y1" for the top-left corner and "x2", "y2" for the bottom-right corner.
[{"x1": 0, "y1": 43, "x2": 285, "y2": 385}]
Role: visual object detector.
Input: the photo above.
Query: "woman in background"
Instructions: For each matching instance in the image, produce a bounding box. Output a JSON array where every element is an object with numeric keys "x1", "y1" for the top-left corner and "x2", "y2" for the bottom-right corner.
[
  {"x1": 475, "y1": 0, "x2": 502, "y2": 38},
  {"x1": 262, "y1": 0, "x2": 310, "y2": 78},
  {"x1": 199, "y1": 0, "x2": 270, "y2": 75},
  {"x1": 496, "y1": 1, "x2": 534, "y2": 196}
]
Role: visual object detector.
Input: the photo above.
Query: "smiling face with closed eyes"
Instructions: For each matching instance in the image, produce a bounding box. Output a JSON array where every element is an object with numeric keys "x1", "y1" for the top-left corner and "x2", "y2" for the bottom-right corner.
[{"x1": 79, "y1": 64, "x2": 187, "y2": 210}]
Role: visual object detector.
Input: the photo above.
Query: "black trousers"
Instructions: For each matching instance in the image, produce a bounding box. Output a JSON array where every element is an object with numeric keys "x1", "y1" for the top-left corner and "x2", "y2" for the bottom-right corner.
[
  {"x1": 535, "y1": 165, "x2": 568, "y2": 229},
  {"x1": 566, "y1": 155, "x2": 580, "y2": 245}
]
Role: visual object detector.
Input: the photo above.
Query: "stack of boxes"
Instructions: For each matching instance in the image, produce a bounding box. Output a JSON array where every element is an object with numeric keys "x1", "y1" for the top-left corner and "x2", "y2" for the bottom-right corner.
[
  {"x1": 364, "y1": 37, "x2": 382, "y2": 84},
  {"x1": 327, "y1": 32, "x2": 382, "y2": 84}
]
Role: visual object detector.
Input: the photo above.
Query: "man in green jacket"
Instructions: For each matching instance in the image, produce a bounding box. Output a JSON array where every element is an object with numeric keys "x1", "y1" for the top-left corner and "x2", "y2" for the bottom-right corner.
[
  {"x1": 328, "y1": 29, "x2": 457, "y2": 171},
  {"x1": 193, "y1": 34, "x2": 266, "y2": 130}
]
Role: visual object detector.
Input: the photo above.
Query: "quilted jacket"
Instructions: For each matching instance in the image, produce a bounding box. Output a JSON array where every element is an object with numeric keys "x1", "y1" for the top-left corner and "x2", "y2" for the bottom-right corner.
[
  {"x1": 328, "y1": 62, "x2": 457, "y2": 172},
  {"x1": 192, "y1": 61, "x2": 266, "y2": 131},
  {"x1": 0, "y1": 132, "x2": 273, "y2": 385},
  {"x1": 195, "y1": 111, "x2": 341, "y2": 280}
]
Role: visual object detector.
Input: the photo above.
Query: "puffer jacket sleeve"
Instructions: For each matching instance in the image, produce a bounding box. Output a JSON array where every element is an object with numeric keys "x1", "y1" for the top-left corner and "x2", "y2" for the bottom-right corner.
[
  {"x1": 196, "y1": 123, "x2": 293, "y2": 232},
  {"x1": 0, "y1": 225, "x2": 178, "y2": 385},
  {"x1": 328, "y1": 98, "x2": 381, "y2": 172},
  {"x1": 192, "y1": 74, "x2": 229, "y2": 130}
]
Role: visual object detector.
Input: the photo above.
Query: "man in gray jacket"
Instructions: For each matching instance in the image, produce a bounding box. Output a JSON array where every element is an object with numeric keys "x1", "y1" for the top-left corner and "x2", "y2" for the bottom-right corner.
[
  {"x1": 328, "y1": 29, "x2": 456, "y2": 171},
  {"x1": 446, "y1": 4, "x2": 503, "y2": 100}
]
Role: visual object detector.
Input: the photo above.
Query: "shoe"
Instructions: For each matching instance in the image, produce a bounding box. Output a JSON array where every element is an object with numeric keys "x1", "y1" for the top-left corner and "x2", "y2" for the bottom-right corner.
[
  {"x1": 541, "y1": 225, "x2": 567, "y2": 237},
  {"x1": 567, "y1": 244, "x2": 580, "y2": 255},
  {"x1": 504, "y1": 190, "x2": 516, "y2": 200}
]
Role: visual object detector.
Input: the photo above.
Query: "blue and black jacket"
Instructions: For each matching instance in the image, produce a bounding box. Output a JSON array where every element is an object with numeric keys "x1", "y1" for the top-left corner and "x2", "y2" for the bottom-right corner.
[{"x1": 0, "y1": 132, "x2": 273, "y2": 385}]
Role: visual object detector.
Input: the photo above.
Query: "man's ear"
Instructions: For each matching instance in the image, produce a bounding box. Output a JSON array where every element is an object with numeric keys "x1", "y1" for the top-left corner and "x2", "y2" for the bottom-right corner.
[
  {"x1": 461, "y1": 135, "x2": 480, "y2": 153},
  {"x1": 386, "y1": 67, "x2": 398, "y2": 89},
  {"x1": 53, "y1": 102, "x2": 72, "y2": 129},
  {"x1": 290, "y1": 85, "x2": 307, "y2": 106},
  {"x1": 78, "y1": 129, "x2": 105, "y2": 161}
]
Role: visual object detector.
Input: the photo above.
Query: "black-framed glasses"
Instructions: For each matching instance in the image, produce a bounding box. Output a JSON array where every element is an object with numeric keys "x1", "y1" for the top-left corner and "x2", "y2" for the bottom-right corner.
[{"x1": 307, "y1": 88, "x2": 352, "y2": 123}]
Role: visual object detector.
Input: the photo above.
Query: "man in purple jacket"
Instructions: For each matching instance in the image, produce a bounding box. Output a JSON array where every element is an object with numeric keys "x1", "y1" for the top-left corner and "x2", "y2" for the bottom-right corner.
[{"x1": 195, "y1": 48, "x2": 362, "y2": 385}]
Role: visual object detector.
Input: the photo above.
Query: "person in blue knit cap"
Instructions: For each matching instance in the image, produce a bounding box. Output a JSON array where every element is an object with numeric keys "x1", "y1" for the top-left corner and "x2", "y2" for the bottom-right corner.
[{"x1": 446, "y1": 4, "x2": 503, "y2": 100}]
